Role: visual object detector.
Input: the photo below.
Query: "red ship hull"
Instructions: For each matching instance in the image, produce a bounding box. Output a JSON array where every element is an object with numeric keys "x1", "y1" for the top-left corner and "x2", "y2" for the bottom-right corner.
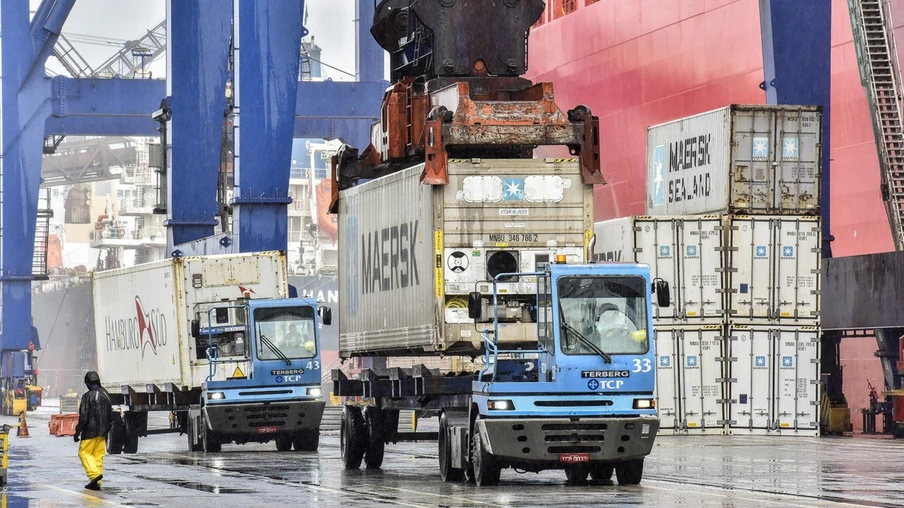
[{"x1": 527, "y1": 0, "x2": 894, "y2": 430}]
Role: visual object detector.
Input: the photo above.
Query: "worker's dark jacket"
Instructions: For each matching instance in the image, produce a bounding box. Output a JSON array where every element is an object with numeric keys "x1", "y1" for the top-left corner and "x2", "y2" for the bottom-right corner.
[{"x1": 75, "y1": 371, "x2": 114, "y2": 440}]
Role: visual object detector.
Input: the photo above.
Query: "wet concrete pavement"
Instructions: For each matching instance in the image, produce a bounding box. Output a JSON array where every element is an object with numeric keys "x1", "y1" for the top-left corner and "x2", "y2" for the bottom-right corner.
[{"x1": 5, "y1": 410, "x2": 904, "y2": 507}]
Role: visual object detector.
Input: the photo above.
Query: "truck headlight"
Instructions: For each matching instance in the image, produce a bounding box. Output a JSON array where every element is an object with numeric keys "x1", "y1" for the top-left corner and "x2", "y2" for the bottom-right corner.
[
  {"x1": 207, "y1": 392, "x2": 226, "y2": 401},
  {"x1": 307, "y1": 387, "x2": 322, "y2": 397},
  {"x1": 633, "y1": 398, "x2": 655, "y2": 409},
  {"x1": 488, "y1": 399, "x2": 515, "y2": 410}
]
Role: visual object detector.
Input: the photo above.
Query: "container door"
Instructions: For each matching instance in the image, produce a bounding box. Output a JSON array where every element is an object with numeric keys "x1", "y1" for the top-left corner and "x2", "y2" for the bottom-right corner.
[
  {"x1": 678, "y1": 326, "x2": 724, "y2": 432},
  {"x1": 773, "y1": 108, "x2": 821, "y2": 213},
  {"x1": 774, "y1": 327, "x2": 820, "y2": 435},
  {"x1": 635, "y1": 218, "x2": 680, "y2": 322},
  {"x1": 727, "y1": 217, "x2": 773, "y2": 320},
  {"x1": 726, "y1": 326, "x2": 773, "y2": 433},
  {"x1": 653, "y1": 328, "x2": 680, "y2": 432},
  {"x1": 730, "y1": 108, "x2": 775, "y2": 213},
  {"x1": 677, "y1": 217, "x2": 725, "y2": 322},
  {"x1": 773, "y1": 217, "x2": 821, "y2": 323}
]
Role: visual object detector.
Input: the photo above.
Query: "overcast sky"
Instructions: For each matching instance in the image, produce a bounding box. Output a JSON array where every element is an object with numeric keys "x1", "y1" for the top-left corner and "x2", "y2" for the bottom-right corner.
[{"x1": 26, "y1": 0, "x2": 361, "y2": 80}]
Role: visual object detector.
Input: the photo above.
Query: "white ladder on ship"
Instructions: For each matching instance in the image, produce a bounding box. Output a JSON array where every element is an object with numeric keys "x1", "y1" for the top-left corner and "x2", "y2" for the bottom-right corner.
[{"x1": 849, "y1": 0, "x2": 904, "y2": 250}]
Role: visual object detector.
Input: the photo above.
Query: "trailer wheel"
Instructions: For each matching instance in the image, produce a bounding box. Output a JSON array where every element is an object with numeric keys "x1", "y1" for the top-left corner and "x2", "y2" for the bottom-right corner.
[
  {"x1": 590, "y1": 465, "x2": 614, "y2": 481},
  {"x1": 438, "y1": 412, "x2": 464, "y2": 481},
  {"x1": 122, "y1": 413, "x2": 141, "y2": 454},
  {"x1": 565, "y1": 465, "x2": 589, "y2": 486},
  {"x1": 471, "y1": 426, "x2": 500, "y2": 486},
  {"x1": 364, "y1": 406, "x2": 385, "y2": 469},
  {"x1": 293, "y1": 429, "x2": 320, "y2": 452},
  {"x1": 275, "y1": 432, "x2": 293, "y2": 452},
  {"x1": 615, "y1": 459, "x2": 644, "y2": 485},
  {"x1": 107, "y1": 413, "x2": 124, "y2": 455},
  {"x1": 201, "y1": 414, "x2": 221, "y2": 453},
  {"x1": 340, "y1": 406, "x2": 365, "y2": 469}
]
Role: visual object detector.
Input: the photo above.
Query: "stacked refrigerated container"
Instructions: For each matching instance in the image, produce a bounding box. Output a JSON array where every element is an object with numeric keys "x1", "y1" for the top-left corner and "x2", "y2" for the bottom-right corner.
[{"x1": 595, "y1": 105, "x2": 822, "y2": 436}]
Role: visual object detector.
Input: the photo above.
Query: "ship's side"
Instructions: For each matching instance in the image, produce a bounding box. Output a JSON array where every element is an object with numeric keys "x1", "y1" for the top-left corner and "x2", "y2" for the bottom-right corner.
[{"x1": 526, "y1": 0, "x2": 897, "y2": 429}]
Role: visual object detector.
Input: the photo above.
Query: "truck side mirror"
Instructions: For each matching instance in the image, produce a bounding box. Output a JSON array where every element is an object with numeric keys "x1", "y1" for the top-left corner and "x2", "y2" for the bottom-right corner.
[
  {"x1": 468, "y1": 292, "x2": 481, "y2": 319},
  {"x1": 653, "y1": 279, "x2": 671, "y2": 308},
  {"x1": 191, "y1": 319, "x2": 200, "y2": 338},
  {"x1": 318, "y1": 307, "x2": 332, "y2": 326}
]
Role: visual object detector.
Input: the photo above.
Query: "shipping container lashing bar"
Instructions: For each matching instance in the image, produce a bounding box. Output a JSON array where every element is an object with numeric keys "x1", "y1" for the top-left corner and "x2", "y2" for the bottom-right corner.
[
  {"x1": 477, "y1": 270, "x2": 550, "y2": 383},
  {"x1": 203, "y1": 305, "x2": 250, "y2": 382}
]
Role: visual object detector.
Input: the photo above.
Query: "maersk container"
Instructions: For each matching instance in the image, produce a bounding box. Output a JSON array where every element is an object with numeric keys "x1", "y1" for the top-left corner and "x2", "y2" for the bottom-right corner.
[
  {"x1": 653, "y1": 325, "x2": 725, "y2": 434},
  {"x1": 725, "y1": 215, "x2": 821, "y2": 323},
  {"x1": 594, "y1": 216, "x2": 725, "y2": 324},
  {"x1": 646, "y1": 104, "x2": 821, "y2": 216},
  {"x1": 725, "y1": 325, "x2": 820, "y2": 436},
  {"x1": 338, "y1": 158, "x2": 592, "y2": 357},
  {"x1": 93, "y1": 252, "x2": 289, "y2": 389}
]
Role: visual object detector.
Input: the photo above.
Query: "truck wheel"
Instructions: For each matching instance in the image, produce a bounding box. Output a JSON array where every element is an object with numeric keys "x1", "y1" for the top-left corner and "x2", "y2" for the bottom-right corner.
[
  {"x1": 340, "y1": 406, "x2": 365, "y2": 469},
  {"x1": 471, "y1": 426, "x2": 500, "y2": 486},
  {"x1": 364, "y1": 406, "x2": 385, "y2": 469},
  {"x1": 438, "y1": 412, "x2": 464, "y2": 481},
  {"x1": 565, "y1": 465, "x2": 590, "y2": 485},
  {"x1": 590, "y1": 465, "x2": 614, "y2": 481},
  {"x1": 107, "y1": 413, "x2": 124, "y2": 455},
  {"x1": 615, "y1": 459, "x2": 644, "y2": 485},
  {"x1": 201, "y1": 415, "x2": 221, "y2": 453},
  {"x1": 275, "y1": 432, "x2": 293, "y2": 452},
  {"x1": 293, "y1": 429, "x2": 320, "y2": 452}
]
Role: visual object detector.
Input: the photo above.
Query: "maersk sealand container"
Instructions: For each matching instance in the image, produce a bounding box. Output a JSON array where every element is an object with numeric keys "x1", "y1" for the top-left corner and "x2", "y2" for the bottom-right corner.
[
  {"x1": 646, "y1": 105, "x2": 822, "y2": 216},
  {"x1": 338, "y1": 158, "x2": 593, "y2": 357}
]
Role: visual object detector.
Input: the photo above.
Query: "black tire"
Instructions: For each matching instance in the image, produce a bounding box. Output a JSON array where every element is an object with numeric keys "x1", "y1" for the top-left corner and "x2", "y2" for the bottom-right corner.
[
  {"x1": 106, "y1": 413, "x2": 124, "y2": 455},
  {"x1": 615, "y1": 459, "x2": 644, "y2": 485},
  {"x1": 122, "y1": 413, "x2": 141, "y2": 454},
  {"x1": 293, "y1": 429, "x2": 320, "y2": 451},
  {"x1": 565, "y1": 465, "x2": 590, "y2": 486},
  {"x1": 438, "y1": 412, "x2": 464, "y2": 481},
  {"x1": 275, "y1": 432, "x2": 293, "y2": 452},
  {"x1": 471, "y1": 426, "x2": 501, "y2": 487},
  {"x1": 364, "y1": 406, "x2": 385, "y2": 469},
  {"x1": 590, "y1": 465, "x2": 614, "y2": 481},
  {"x1": 201, "y1": 414, "x2": 221, "y2": 453},
  {"x1": 341, "y1": 406, "x2": 365, "y2": 469}
]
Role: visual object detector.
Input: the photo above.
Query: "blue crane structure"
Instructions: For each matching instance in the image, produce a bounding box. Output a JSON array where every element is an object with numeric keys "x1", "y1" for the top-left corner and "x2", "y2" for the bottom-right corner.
[
  {"x1": 758, "y1": 0, "x2": 832, "y2": 259},
  {"x1": 0, "y1": 0, "x2": 385, "y2": 399}
]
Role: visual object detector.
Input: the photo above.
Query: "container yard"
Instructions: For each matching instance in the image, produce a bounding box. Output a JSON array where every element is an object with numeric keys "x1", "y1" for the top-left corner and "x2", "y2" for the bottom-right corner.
[{"x1": 3, "y1": 0, "x2": 904, "y2": 506}]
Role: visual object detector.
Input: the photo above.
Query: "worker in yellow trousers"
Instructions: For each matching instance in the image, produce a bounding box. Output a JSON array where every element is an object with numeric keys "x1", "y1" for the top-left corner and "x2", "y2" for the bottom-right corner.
[{"x1": 74, "y1": 372, "x2": 113, "y2": 490}]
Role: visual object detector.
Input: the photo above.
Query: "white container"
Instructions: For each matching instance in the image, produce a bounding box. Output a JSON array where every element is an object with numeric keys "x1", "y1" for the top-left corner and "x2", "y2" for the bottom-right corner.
[
  {"x1": 595, "y1": 216, "x2": 726, "y2": 324},
  {"x1": 725, "y1": 215, "x2": 821, "y2": 323},
  {"x1": 646, "y1": 105, "x2": 821, "y2": 216},
  {"x1": 724, "y1": 324, "x2": 820, "y2": 436},
  {"x1": 653, "y1": 325, "x2": 725, "y2": 434},
  {"x1": 338, "y1": 159, "x2": 592, "y2": 357},
  {"x1": 93, "y1": 252, "x2": 289, "y2": 389}
]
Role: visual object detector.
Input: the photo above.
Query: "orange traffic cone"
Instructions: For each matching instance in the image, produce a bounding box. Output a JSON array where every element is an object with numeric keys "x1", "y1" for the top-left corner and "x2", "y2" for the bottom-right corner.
[{"x1": 16, "y1": 411, "x2": 30, "y2": 438}]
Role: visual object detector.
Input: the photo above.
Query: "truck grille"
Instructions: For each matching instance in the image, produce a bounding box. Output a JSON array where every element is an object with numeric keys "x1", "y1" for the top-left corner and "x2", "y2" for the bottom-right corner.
[{"x1": 243, "y1": 405, "x2": 291, "y2": 428}]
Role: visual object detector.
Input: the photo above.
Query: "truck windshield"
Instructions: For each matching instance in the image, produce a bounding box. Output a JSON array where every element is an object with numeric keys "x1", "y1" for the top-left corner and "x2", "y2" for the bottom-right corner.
[
  {"x1": 557, "y1": 276, "x2": 649, "y2": 355},
  {"x1": 254, "y1": 306, "x2": 318, "y2": 360}
]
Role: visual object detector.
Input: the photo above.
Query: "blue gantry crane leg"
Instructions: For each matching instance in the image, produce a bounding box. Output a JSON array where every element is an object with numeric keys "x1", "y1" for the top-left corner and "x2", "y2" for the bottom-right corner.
[
  {"x1": 164, "y1": 0, "x2": 233, "y2": 248},
  {"x1": 230, "y1": 0, "x2": 308, "y2": 254},
  {"x1": 0, "y1": 0, "x2": 76, "y2": 413},
  {"x1": 759, "y1": 0, "x2": 833, "y2": 259}
]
